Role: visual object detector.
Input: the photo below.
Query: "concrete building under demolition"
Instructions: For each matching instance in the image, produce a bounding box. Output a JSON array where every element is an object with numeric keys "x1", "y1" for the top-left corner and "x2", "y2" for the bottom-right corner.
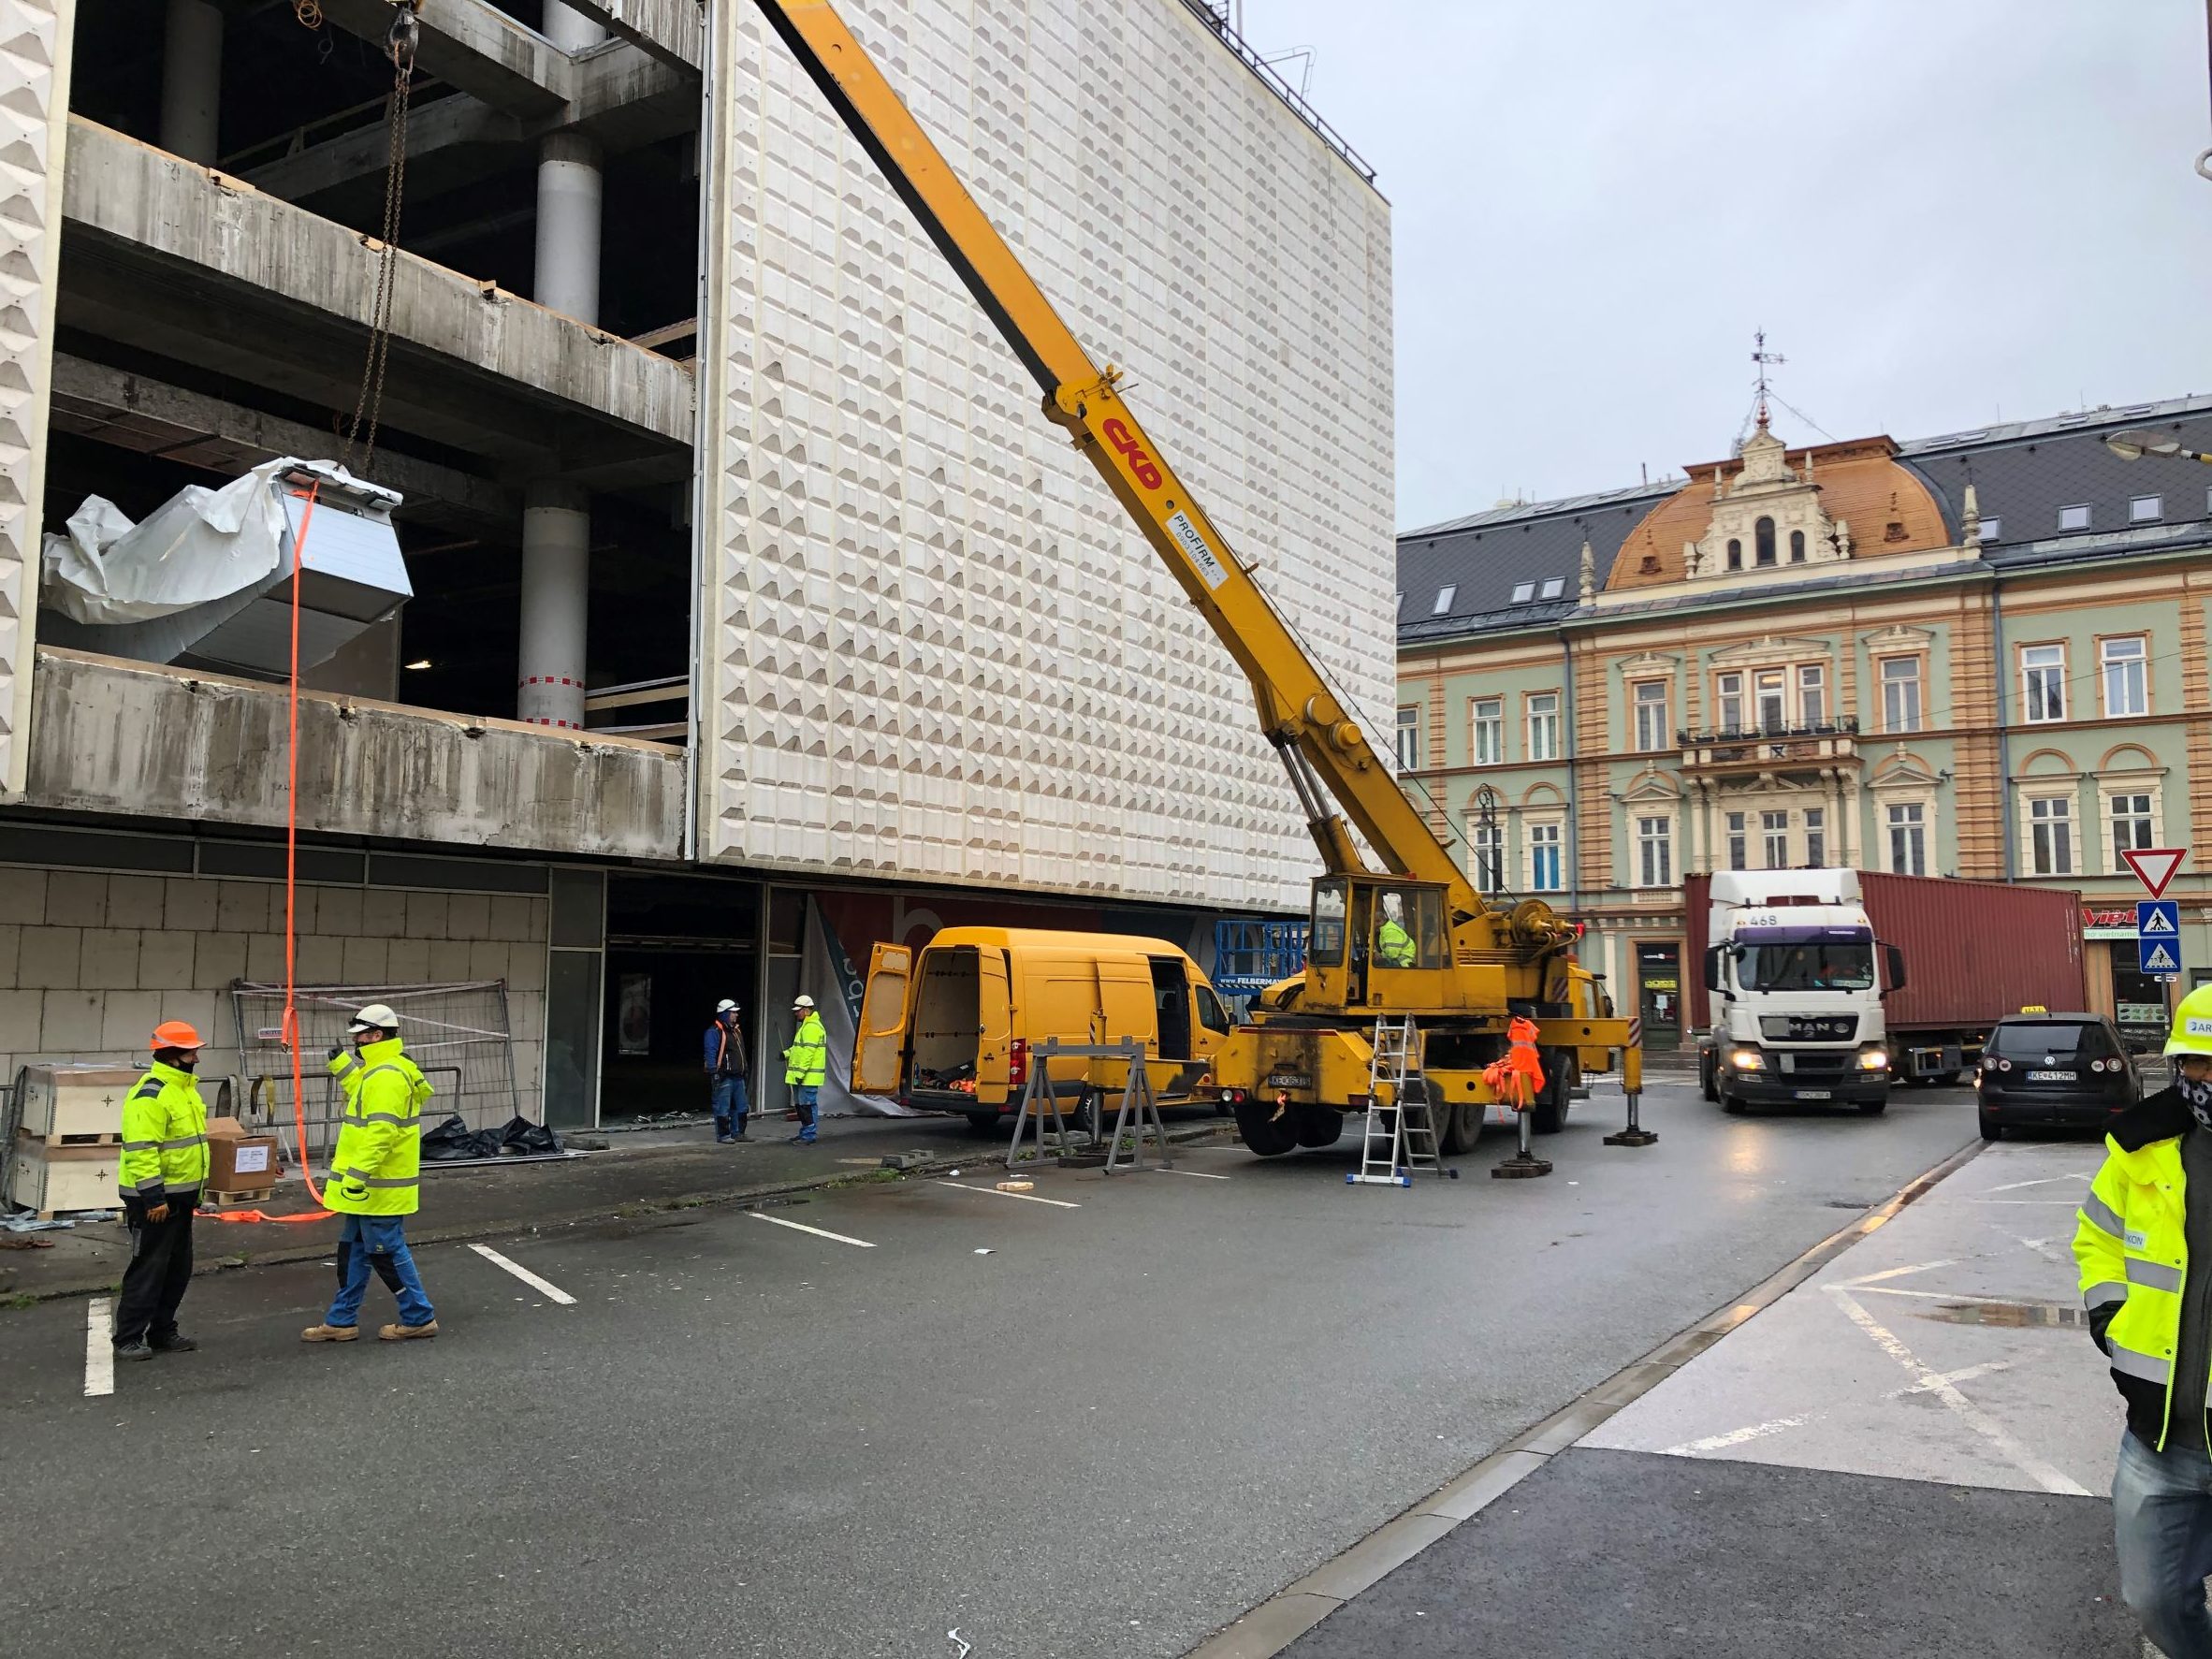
[{"x1": 0, "y1": 0, "x2": 1393, "y2": 1130}]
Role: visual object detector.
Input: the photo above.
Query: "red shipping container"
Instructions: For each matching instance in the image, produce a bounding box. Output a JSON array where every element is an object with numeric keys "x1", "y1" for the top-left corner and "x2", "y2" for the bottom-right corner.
[{"x1": 1684, "y1": 871, "x2": 2085, "y2": 1035}]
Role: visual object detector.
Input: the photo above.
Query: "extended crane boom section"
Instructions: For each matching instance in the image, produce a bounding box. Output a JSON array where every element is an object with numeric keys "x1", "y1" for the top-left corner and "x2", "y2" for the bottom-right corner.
[{"x1": 749, "y1": 0, "x2": 1471, "y2": 910}]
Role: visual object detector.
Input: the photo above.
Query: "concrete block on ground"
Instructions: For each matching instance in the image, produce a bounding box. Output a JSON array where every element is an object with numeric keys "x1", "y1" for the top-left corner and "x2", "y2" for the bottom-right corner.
[
  {"x1": 41, "y1": 989, "x2": 106, "y2": 1050},
  {"x1": 43, "y1": 871, "x2": 108, "y2": 928},
  {"x1": 216, "y1": 881, "x2": 272, "y2": 934},
  {"x1": 77, "y1": 927, "x2": 140, "y2": 991},
  {"x1": 880, "y1": 1152, "x2": 931, "y2": 1170},
  {"x1": 447, "y1": 894, "x2": 492, "y2": 941},
  {"x1": 0, "y1": 869, "x2": 46, "y2": 924},
  {"x1": 18, "y1": 926, "x2": 82, "y2": 989},
  {"x1": 107, "y1": 875, "x2": 166, "y2": 924},
  {"x1": 163, "y1": 877, "x2": 218, "y2": 933},
  {"x1": 137, "y1": 930, "x2": 196, "y2": 991},
  {"x1": 195, "y1": 931, "x2": 250, "y2": 986}
]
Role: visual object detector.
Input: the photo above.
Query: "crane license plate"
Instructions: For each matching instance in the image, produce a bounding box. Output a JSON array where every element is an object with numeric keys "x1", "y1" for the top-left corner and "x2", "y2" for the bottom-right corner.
[
  {"x1": 1266, "y1": 1071, "x2": 1312, "y2": 1090},
  {"x1": 1793, "y1": 1088, "x2": 1832, "y2": 1100}
]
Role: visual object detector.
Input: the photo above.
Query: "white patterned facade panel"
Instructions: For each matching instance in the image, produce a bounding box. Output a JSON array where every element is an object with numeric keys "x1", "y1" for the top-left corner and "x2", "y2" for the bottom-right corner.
[
  {"x1": 0, "y1": 0, "x2": 73, "y2": 797},
  {"x1": 701, "y1": 0, "x2": 1393, "y2": 910}
]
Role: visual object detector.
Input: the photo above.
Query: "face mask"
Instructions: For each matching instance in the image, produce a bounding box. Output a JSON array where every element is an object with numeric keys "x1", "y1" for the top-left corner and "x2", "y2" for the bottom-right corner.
[{"x1": 2182, "y1": 1074, "x2": 2212, "y2": 1129}]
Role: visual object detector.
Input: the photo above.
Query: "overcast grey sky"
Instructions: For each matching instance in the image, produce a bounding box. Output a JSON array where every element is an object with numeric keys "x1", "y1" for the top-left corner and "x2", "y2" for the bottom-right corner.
[{"x1": 1232, "y1": 1, "x2": 2212, "y2": 531}]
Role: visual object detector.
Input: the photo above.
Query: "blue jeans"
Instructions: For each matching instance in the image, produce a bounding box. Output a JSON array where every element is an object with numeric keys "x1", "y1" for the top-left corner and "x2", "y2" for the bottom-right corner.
[
  {"x1": 327, "y1": 1215, "x2": 435, "y2": 1330},
  {"x1": 792, "y1": 1084, "x2": 819, "y2": 1142},
  {"x1": 2115, "y1": 1429, "x2": 2212, "y2": 1659},
  {"x1": 710, "y1": 1074, "x2": 749, "y2": 1136}
]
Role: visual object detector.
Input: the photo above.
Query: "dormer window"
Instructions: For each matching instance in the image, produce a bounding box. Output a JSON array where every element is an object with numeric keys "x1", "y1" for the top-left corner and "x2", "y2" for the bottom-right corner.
[
  {"x1": 1432, "y1": 585, "x2": 1457, "y2": 616},
  {"x1": 1789, "y1": 530, "x2": 1806, "y2": 562},
  {"x1": 1754, "y1": 517, "x2": 1777, "y2": 567},
  {"x1": 1726, "y1": 538, "x2": 1742, "y2": 571},
  {"x1": 1509, "y1": 581, "x2": 1535, "y2": 604},
  {"x1": 1539, "y1": 577, "x2": 1564, "y2": 600}
]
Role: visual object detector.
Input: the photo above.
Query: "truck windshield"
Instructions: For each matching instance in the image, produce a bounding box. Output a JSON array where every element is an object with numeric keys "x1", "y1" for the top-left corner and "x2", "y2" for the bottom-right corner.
[{"x1": 1737, "y1": 942, "x2": 1875, "y2": 993}]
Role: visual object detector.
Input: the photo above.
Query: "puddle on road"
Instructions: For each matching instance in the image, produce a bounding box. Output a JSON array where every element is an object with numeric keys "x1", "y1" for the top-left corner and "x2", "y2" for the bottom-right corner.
[{"x1": 1919, "y1": 1299, "x2": 2088, "y2": 1329}]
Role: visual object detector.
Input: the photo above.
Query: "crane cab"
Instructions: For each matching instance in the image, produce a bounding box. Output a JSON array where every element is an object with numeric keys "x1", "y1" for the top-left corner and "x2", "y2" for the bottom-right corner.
[{"x1": 1304, "y1": 877, "x2": 1452, "y2": 1010}]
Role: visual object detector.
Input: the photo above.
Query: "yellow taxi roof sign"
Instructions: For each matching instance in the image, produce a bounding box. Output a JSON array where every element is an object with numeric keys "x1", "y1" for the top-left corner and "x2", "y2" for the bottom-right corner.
[{"x1": 2019, "y1": 1005, "x2": 2047, "y2": 1014}]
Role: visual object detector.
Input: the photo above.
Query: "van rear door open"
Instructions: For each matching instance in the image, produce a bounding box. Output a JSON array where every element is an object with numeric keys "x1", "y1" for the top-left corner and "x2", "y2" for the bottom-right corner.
[
  {"x1": 975, "y1": 948, "x2": 1012, "y2": 1099},
  {"x1": 853, "y1": 943, "x2": 913, "y2": 1094}
]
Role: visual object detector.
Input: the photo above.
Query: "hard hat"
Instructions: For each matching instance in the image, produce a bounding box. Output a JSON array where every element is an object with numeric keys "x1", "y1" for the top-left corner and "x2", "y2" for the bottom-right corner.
[
  {"x1": 349, "y1": 1002, "x2": 400, "y2": 1033},
  {"x1": 716, "y1": 998, "x2": 737, "y2": 1013},
  {"x1": 150, "y1": 1020, "x2": 206, "y2": 1052},
  {"x1": 792, "y1": 994, "x2": 816, "y2": 1010},
  {"x1": 2167, "y1": 984, "x2": 2212, "y2": 1057}
]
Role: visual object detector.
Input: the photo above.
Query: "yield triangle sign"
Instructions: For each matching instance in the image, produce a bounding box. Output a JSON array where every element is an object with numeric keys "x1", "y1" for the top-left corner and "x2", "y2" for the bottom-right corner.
[
  {"x1": 2145, "y1": 939, "x2": 2182, "y2": 974},
  {"x1": 2123, "y1": 848, "x2": 2187, "y2": 898}
]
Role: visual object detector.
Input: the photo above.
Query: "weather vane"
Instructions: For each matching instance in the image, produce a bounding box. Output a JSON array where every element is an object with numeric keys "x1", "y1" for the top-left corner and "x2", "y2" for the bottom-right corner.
[{"x1": 1751, "y1": 329, "x2": 1787, "y2": 429}]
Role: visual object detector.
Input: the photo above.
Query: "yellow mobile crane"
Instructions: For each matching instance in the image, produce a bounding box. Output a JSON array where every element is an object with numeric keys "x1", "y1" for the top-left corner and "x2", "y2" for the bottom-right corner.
[{"x1": 765, "y1": 0, "x2": 1645, "y2": 1159}]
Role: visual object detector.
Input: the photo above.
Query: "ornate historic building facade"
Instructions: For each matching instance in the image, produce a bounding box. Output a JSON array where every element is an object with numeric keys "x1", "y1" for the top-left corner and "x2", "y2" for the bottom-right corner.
[{"x1": 1396, "y1": 397, "x2": 2212, "y2": 1049}]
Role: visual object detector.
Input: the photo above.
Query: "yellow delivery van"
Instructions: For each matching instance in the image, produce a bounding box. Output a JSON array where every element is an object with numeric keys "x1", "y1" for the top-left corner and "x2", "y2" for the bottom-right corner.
[{"x1": 851, "y1": 928, "x2": 1231, "y2": 1132}]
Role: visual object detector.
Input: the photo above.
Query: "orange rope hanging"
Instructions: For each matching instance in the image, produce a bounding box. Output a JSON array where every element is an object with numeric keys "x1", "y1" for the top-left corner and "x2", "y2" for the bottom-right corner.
[{"x1": 284, "y1": 483, "x2": 330, "y2": 1215}]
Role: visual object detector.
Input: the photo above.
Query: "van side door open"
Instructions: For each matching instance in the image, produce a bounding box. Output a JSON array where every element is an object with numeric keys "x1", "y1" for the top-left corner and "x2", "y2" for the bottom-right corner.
[
  {"x1": 1150, "y1": 956, "x2": 1192, "y2": 1060},
  {"x1": 852, "y1": 943, "x2": 913, "y2": 1095}
]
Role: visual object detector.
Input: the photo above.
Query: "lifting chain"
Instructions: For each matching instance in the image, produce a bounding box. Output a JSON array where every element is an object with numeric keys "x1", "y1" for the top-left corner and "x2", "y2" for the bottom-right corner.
[{"x1": 339, "y1": 1, "x2": 420, "y2": 475}]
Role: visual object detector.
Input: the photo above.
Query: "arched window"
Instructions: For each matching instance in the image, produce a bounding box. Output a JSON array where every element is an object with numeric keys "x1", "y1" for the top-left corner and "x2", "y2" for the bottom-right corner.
[
  {"x1": 1754, "y1": 517, "x2": 1777, "y2": 566},
  {"x1": 1726, "y1": 538, "x2": 1742, "y2": 571},
  {"x1": 1789, "y1": 529, "x2": 1806, "y2": 562}
]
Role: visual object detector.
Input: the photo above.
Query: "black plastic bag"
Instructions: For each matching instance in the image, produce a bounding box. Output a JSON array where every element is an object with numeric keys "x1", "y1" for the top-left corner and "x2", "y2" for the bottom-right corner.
[
  {"x1": 499, "y1": 1116, "x2": 563, "y2": 1156},
  {"x1": 420, "y1": 1114, "x2": 502, "y2": 1161}
]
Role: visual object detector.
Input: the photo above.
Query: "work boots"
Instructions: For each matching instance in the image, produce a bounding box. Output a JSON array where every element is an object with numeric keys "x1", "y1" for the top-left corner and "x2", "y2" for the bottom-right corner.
[
  {"x1": 300, "y1": 1323, "x2": 360, "y2": 1343},
  {"x1": 380, "y1": 1319, "x2": 439, "y2": 1341}
]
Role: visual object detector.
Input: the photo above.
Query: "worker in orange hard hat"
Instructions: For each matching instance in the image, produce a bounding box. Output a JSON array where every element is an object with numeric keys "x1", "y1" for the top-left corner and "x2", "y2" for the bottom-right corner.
[{"x1": 112, "y1": 1020, "x2": 212, "y2": 1362}]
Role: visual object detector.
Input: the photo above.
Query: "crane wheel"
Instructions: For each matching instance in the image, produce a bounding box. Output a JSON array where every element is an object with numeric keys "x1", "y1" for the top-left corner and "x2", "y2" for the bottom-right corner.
[
  {"x1": 1231, "y1": 1098, "x2": 1302, "y2": 1157},
  {"x1": 1292, "y1": 1107, "x2": 1346, "y2": 1149},
  {"x1": 1531, "y1": 1052, "x2": 1571, "y2": 1135}
]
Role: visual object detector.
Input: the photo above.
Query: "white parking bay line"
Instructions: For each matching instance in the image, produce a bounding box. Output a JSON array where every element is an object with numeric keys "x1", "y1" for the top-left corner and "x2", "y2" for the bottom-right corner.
[
  {"x1": 1150, "y1": 1166, "x2": 1230, "y2": 1180},
  {"x1": 937, "y1": 1180, "x2": 1081, "y2": 1209},
  {"x1": 467, "y1": 1243, "x2": 578, "y2": 1304},
  {"x1": 749, "y1": 1211, "x2": 877, "y2": 1247},
  {"x1": 84, "y1": 1298, "x2": 113, "y2": 1398}
]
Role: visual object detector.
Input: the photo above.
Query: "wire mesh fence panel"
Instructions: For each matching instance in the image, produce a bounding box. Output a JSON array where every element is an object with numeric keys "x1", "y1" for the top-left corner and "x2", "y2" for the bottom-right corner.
[{"x1": 229, "y1": 981, "x2": 522, "y2": 1159}]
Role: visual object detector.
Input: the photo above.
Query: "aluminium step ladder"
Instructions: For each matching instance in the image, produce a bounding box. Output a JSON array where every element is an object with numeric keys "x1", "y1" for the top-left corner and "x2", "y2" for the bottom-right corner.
[{"x1": 1348, "y1": 1014, "x2": 1443, "y2": 1186}]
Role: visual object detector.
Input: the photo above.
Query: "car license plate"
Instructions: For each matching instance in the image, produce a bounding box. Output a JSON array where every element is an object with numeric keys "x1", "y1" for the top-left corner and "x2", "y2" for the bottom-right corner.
[
  {"x1": 2028, "y1": 1070, "x2": 2076, "y2": 1082},
  {"x1": 1266, "y1": 1071, "x2": 1312, "y2": 1090},
  {"x1": 1794, "y1": 1088, "x2": 1831, "y2": 1100}
]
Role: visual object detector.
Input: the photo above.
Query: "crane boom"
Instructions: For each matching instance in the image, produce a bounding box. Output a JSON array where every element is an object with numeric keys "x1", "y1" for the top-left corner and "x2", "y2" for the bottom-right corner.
[{"x1": 748, "y1": 0, "x2": 1473, "y2": 912}]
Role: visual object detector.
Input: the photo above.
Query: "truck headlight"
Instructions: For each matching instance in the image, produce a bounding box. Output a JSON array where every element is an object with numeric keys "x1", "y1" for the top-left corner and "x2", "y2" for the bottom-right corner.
[
  {"x1": 1728, "y1": 1048, "x2": 1765, "y2": 1071},
  {"x1": 1857, "y1": 1047, "x2": 1889, "y2": 1071}
]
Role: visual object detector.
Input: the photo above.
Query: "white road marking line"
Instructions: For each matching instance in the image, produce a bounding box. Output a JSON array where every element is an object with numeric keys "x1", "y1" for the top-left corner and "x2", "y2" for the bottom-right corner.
[
  {"x1": 1150, "y1": 1166, "x2": 1230, "y2": 1180},
  {"x1": 467, "y1": 1243, "x2": 577, "y2": 1305},
  {"x1": 1826, "y1": 1285, "x2": 2088, "y2": 1496},
  {"x1": 84, "y1": 1297, "x2": 113, "y2": 1398},
  {"x1": 2017, "y1": 1234, "x2": 2068, "y2": 1265},
  {"x1": 937, "y1": 1180, "x2": 1080, "y2": 1209},
  {"x1": 1885, "y1": 1360, "x2": 2012, "y2": 1399},
  {"x1": 1970, "y1": 1198, "x2": 2089, "y2": 1206},
  {"x1": 1981, "y1": 1171, "x2": 2091, "y2": 1194},
  {"x1": 1854, "y1": 1286, "x2": 2072, "y2": 1310},
  {"x1": 1839, "y1": 1259, "x2": 1955, "y2": 1288},
  {"x1": 748, "y1": 1211, "x2": 876, "y2": 1247},
  {"x1": 1664, "y1": 1415, "x2": 1810, "y2": 1455}
]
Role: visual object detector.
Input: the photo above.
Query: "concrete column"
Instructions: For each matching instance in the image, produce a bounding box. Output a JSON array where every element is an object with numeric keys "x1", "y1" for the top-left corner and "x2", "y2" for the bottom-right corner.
[
  {"x1": 534, "y1": 2, "x2": 606, "y2": 325},
  {"x1": 160, "y1": 0, "x2": 224, "y2": 165},
  {"x1": 518, "y1": 481, "x2": 590, "y2": 730}
]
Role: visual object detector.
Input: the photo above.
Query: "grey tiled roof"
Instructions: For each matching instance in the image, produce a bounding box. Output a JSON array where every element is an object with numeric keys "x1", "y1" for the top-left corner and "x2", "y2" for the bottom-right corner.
[{"x1": 1402, "y1": 393, "x2": 2212, "y2": 643}]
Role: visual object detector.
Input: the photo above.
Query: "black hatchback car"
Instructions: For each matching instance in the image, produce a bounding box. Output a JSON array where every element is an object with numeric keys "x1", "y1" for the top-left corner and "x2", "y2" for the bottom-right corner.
[{"x1": 1976, "y1": 1012, "x2": 2142, "y2": 1139}]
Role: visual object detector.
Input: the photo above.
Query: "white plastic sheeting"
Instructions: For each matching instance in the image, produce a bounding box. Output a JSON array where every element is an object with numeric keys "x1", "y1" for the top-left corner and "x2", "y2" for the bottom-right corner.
[
  {"x1": 40, "y1": 461, "x2": 290, "y2": 624},
  {"x1": 801, "y1": 895, "x2": 917, "y2": 1118}
]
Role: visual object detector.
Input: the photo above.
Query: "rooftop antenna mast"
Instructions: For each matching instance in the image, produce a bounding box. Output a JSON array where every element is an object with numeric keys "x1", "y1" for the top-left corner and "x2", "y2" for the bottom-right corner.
[{"x1": 1751, "y1": 328, "x2": 1786, "y2": 429}]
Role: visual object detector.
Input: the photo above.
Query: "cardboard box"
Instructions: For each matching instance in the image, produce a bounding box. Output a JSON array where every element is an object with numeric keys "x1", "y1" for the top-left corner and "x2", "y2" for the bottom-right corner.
[
  {"x1": 206, "y1": 1116, "x2": 281, "y2": 1191},
  {"x1": 16, "y1": 1064, "x2": 138, "y2": 1140},
  {"x1": 7, "y1": 1142, "x2": 122, "y2": 1214}
]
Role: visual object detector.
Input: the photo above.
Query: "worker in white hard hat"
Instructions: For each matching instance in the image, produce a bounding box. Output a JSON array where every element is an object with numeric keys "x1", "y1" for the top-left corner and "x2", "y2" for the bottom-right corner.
[
  {"x1": 303, "y1": 1003, "x2": 439, "y2": 1344},
  {"x1": 783, "y1": 995, "x2": 826, "y2": 1144},
  {"x1": 704, "y1": 997, "x2": 750, "y2": 1143},
  {"x1": 2078, "y1": 982, "x2": 2212, "y2": 1656}
]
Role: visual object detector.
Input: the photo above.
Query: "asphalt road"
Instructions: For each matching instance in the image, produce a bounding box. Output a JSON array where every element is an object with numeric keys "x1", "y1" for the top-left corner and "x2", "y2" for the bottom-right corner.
[{"x1": 0, "y1": 1081, "x2": 1988, "y2": 1659}]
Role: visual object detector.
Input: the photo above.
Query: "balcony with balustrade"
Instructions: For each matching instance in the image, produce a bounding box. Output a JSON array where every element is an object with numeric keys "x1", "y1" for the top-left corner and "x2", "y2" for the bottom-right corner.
[{"x1": 1677, "y1": 716, "x2": 1861, "y2": 779}]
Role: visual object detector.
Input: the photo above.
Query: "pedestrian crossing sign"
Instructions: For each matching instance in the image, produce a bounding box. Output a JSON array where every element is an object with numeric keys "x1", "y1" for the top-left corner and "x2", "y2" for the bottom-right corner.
[
  {"x1": 2143, "y1": 939, "x2": 2182, "y2": 975},
  {"x1": 2138, "y1": 899, "x2": 2179, "y2": 939}
]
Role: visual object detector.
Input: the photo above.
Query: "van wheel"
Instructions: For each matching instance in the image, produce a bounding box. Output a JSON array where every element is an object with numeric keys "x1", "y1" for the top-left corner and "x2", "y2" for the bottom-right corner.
[
  {"x1": 1979, "y1": 1113, "x2": 2002, "y2": 1141},
  {"x1": 1857, "y1": 1096, "x2": 1888, "y2": 1116},
  {"x1": 1700, "y1": 1054, "x2": 1719, "y2": 1103},
  {"x1": 1232, "y1": 1099, "x2": 1302, "y2": 1157},
  {"x1": 965, "y1": 1112, "x2": 1000, "y2": 1136}
]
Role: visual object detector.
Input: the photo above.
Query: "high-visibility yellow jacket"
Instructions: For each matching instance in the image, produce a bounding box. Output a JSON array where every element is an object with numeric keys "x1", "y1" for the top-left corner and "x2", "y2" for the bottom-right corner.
[
  {"x1": 117, "y1": 1060, "x2": 210, "y2": 1204},
  {"x1": 2074, "y1": 1087, "x2": 2199, "y2": 1448},
  {"x1": 784, "y1": 1012, "x2": 827, "y2": 1087},
  {"x1": 325, "y1": 1037, "x2": 430, "y2": 1216},
  {"x1": 1376, "y1": 919, "x2": 1416, "y2": 967}
]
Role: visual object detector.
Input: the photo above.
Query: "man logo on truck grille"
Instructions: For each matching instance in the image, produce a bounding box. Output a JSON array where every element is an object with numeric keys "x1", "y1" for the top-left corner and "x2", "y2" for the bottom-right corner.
[{"x1": 1101, "y1": 417, "x2": 1164, "y2": 489}]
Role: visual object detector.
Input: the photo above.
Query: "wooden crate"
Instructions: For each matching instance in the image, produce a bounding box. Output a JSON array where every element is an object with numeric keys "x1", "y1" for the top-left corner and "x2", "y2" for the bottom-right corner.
[
  {"x1": 7, "y1": 1142, "x2": 123, "y2": 1215},
  {"x1": 16, "y1": 1064, "x2": 138, "y2": 1142}
]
